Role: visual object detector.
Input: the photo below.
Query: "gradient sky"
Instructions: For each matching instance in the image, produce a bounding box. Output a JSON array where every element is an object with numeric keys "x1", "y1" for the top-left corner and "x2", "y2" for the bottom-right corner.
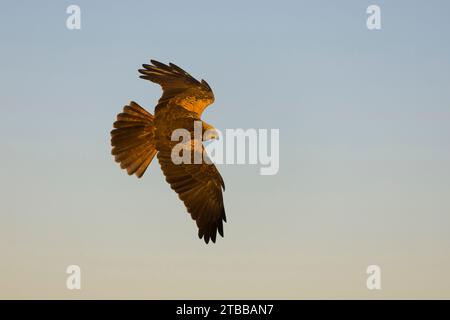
[{"x1": 1, "y1": 0, "x2": 450, "y2": 299}]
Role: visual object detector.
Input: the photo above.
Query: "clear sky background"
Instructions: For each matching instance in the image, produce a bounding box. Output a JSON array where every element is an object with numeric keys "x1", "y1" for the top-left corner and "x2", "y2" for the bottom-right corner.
[{"x1": 1, "y1": 0, "x2": 450, "y2": 299}]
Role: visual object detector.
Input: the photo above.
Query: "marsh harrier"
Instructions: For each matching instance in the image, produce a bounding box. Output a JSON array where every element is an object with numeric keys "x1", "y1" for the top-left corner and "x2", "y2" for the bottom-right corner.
[{"x1": 110, "y1": 60, "x2": 226, "y2": 244}]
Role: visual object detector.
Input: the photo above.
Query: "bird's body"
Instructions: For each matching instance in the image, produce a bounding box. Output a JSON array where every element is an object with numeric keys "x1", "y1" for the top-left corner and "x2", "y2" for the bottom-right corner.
[{"x1": 110, "y1": 60, "x2": 226, "y2": 244}]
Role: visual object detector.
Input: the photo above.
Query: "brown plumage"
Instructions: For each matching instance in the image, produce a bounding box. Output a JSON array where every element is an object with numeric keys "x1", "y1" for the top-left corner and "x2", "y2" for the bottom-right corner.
[{"x1": 110, "y1": 60, "x2": 226, "y2": 244}]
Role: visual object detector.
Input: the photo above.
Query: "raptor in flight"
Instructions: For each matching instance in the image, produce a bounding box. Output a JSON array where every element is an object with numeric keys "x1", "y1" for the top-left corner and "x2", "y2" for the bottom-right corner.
[{"x1": 110, "y1": 60, "x2": 226, "y2": 244}]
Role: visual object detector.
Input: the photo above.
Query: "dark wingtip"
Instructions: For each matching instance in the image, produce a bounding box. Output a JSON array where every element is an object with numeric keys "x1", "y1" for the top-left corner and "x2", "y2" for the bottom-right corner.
[
  {"x1": 198, "y1": 227, "x2": 221, "y2": 244},
  {"x1": 150, "y1": 59, "x2": 171, "y2": 70},
  {"x1": 211, "y1": 230, "x2": 217, "y2": 243},
  {"x1": 150, "y1": 59, "x2": 161, "y2": 65},
  {"x1": 218, "y1": 220, "x2": 224, "y2": 237}
]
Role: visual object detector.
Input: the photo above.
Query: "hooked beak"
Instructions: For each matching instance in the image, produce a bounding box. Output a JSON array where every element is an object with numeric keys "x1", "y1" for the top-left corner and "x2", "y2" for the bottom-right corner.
[
  {"x1": 209, "y1": 129, "x2": 220, "y2": 141},
  {"x1": 212, "y1": 129, "x2": 220, "y2": 140},
  {"x1": 204, "y1": 128, "x2": 220, "y2": 141}
]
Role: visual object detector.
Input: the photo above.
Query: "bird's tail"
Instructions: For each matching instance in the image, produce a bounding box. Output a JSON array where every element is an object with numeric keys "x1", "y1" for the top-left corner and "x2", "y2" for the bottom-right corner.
[{"x1": 111, "y1": 101, "x2": 157, "y2": 178}]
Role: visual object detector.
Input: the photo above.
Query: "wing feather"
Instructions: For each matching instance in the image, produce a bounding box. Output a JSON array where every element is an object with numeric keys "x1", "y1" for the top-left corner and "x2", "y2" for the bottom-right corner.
[
  {"x1": 156, "y1": 146, "x2": 226, "y2": 244},
  {"x1": 138, "y1": 60, "x2": 214, "y2": 115}
]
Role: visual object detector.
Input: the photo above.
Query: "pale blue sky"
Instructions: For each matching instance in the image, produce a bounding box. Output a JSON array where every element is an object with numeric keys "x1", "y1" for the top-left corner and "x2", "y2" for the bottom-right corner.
[{"x1": 1, "y1": 1, "x2": 450, "y2": 298}]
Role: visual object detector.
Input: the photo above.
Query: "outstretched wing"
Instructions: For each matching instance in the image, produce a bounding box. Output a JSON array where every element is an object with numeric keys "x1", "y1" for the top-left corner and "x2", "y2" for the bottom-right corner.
[
  {"x1": 156, "y1": 143, "x2": 226, "y2": 244},
  {"x1": 138, "y1": 60, "x2": 214, "y2": 115}
]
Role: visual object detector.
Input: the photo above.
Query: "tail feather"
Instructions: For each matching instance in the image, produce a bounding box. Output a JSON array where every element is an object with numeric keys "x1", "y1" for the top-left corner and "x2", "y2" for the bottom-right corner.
[{"x1": 111, "y1": 101, "x2": 157, "y2": 178}]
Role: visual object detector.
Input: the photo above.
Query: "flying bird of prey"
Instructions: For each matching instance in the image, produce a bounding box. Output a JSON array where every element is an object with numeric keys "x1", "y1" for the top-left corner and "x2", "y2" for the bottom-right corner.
[{"x1": 110, "y1": 60, "x2": 226, "y2": 244}]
